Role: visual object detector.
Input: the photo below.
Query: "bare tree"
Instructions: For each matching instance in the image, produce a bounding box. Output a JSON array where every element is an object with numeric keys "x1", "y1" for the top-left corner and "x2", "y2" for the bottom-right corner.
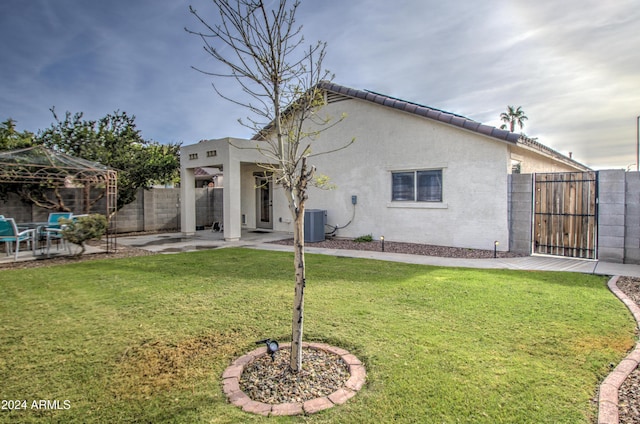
[{"x1": 187, "y1": 0, "x2": 352, "y2": 372}]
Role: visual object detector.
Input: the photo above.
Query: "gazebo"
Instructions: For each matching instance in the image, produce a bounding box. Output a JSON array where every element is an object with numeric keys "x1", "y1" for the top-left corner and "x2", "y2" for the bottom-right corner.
[{"x1": 0, "y1": 146, "x2": 118, "y2": 252}]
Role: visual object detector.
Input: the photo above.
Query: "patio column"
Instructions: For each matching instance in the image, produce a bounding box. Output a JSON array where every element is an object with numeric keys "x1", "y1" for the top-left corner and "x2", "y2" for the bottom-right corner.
[
  {"x1": 223, "y1": 158, "x2": 242, "y2": 241},
  {"x1": 181, "y1": 167, "x2": 196, "y2": 236}
]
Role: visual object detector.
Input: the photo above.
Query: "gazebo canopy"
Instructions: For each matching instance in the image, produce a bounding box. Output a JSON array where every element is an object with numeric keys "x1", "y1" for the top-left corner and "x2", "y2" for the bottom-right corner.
[
  {"x1": 0, "y1": 145, "x2": 115, "y2": 184},
  {"x1": 0, "y1": 145, "x2": 118, "y2": 251}
]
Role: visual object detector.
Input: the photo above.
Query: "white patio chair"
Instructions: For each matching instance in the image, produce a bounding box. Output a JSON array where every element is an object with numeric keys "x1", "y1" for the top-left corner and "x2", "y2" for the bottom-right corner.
[
  {"x1": 41, "y1": 212, "x2": 73, "y2": 257},
  {"x1": 0, "y1": 218, "x2": 35, "y2": 260}
]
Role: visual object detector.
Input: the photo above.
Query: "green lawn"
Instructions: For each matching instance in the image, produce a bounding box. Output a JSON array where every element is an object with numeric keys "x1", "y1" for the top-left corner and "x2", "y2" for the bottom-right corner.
[{"x1": 0, "y1": 248, "x2": 635, "y2": 423}]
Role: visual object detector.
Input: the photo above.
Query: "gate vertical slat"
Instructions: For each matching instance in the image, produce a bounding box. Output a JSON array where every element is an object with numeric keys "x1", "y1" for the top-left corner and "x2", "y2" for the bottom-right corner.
[
  {"x1": 544, "y1": 173, "x2": 551, "y2": 255},
  {"x1": 583, "y1": 176, "x2": 591, "y2": 258},
  {"x1": 588, "y1": 175, "x2": 597, "y2": 257},
  {"x1": 567, "y1": 174, "x2": 578, "y2": 257},
  {"x1": 575, "y1": 175, "x2": 584, "y2": 257},
  {"x1": 581, "y1": 177, "x2": 588, "y2": 258},
  {"x1": 551, "y1": 175, "x2": 560, "y2": 255},
  {"x1": 536, "y1": 175, "x2": 543, "y2": 255},
  {"x1": 534, "y1": 175, "x2": 541, "y2": 254}
]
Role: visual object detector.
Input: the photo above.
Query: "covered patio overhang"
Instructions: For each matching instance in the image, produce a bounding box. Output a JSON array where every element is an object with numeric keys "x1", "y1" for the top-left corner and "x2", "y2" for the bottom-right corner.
[{"x1": 180, "y1": 137, "x2": 283, "y2": 241}]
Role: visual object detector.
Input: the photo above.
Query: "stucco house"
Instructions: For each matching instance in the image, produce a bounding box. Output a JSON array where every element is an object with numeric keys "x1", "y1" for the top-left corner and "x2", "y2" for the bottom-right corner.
[{"x1": 180, "y1": 81, "x2": 588, "y2": 251}]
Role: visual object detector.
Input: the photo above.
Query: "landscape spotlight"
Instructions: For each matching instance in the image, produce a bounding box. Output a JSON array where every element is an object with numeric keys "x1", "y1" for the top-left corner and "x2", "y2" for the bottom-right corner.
[{"x1": 256, "y1": 338, "x2": 279, "y2": 361}]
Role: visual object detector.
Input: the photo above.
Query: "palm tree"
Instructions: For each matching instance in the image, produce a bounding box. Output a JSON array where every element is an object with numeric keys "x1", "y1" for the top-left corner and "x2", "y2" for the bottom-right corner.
[{"x1": 500, "y1": 105, "x2": 528, "y2": 132}]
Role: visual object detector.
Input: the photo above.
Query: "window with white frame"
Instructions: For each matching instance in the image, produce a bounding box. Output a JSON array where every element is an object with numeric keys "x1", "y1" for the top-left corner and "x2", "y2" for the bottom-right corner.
[{"x1": 391, "y1": 170, "x2": 443, "y2": 202}]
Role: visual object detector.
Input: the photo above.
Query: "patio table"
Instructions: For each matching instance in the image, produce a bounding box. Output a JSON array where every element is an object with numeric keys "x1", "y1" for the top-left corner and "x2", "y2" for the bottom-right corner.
[
  {"x1": 16, "y1": 222, "x2": 51, "y2": 255},
  {"x1": 17, "y1": 221, "x2": 48, "y2": 230}
]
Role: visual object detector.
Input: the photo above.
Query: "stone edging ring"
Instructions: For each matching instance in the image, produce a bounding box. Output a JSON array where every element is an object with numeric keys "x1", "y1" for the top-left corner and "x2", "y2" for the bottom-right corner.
[{"x1": 221, "y1": 342, "x2": 366, "y2": 416}]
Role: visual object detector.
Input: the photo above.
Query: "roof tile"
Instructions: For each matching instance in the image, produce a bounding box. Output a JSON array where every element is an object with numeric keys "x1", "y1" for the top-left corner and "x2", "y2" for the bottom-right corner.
[
  {"x1": 404, "y1": 104, "x2": 418, "y2": 114},
  {"x1": 490, "y1": 128, "x2": 509, "y2": 140},
  {"x1": 476, "y1": 124, "x2": 494, "y2": 136},
  {"x1": 463, "y1": 120, "x2": 481, "y2": 132},
  {"x1": 426, "y1": 109, "x2": 441, "y2": 120},
  {"x1": 450, "y1": 116, "x2": 466, "y2": 127}
]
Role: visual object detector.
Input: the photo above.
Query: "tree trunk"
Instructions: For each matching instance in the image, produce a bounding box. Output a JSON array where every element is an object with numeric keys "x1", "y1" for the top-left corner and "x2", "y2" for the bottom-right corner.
[
  {"x1": 289, "y1": 157, "x2": 311, "y2": 372},
  {"x1": 290, "y1": 205, "x2": 305, "y2": 371}
]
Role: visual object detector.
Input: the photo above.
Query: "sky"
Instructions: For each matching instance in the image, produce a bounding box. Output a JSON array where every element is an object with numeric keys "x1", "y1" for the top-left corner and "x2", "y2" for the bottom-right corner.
[{"x1": 1, "y1": 0, "x2": 639, "y2": 170}]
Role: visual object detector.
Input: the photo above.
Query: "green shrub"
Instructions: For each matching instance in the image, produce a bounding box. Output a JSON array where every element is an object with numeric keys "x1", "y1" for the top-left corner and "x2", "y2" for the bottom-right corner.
[
  {"x1": 353, "y1": 234, "x2": 373, "y2": 242},
  {"x1": 61, "y1": 214, "x2": 108, "y2": 256}
]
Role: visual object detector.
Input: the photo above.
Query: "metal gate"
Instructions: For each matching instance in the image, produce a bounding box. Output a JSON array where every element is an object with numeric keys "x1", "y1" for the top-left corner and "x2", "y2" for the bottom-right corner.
[{"x1": 533, "y1": 172, "x2": 598, "y2": 259}]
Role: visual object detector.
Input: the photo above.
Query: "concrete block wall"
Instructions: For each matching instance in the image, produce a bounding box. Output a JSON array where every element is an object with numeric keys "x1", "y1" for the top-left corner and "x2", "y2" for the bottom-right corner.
[
  {"x1": 508, "y1": 174, "x2": 533, "y2": 255},
  {"x1": 1, "y1": 193, "x2": 32, "y2": 222},
  {"x1": 144, "y1": 188, "x2": 181, "y2": 231},
  {"x1": 509, "y1": 170, "x2": 640, "y2": 264},
  {"x1": 2, "y1": 189, "x2": 109, "y2": 222},
  {"x1": 194, "y1": 188, "x2": 223, "y2": 229},
  {"x1": 115, "y1": 193, "x2": 145, "y2": 233},
  {"x1": 624, "y1": 172, "x2": 640, "y2": 263},
  {"x1": 115, "y1": 188, "x2": 181, "y2": 233},
  {"x1": 597, "y1": 170, "x2": 626, "y2": 263},
  {"x1": 2, "y1": 188, "x2": 184, "y2": 234}
]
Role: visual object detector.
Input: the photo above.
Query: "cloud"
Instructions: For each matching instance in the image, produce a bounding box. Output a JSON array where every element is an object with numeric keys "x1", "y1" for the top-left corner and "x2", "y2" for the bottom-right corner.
[{"x1": 1, "y1": 0, "x2": 638, "y2": 169}]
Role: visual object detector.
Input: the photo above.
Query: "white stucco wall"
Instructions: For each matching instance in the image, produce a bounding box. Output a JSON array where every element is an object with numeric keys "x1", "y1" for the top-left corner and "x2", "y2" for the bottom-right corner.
[
  {"x1": 181, "y1": 138, "x2": 275, "y2": 240},
  {"x1": 180, "y1": 95, "x2": 584, "y2": 250},
  {"x1": 271, "y1": 98, "x2": 513, "y2": 250},
  {"x1": 510, "y1": 145, "x2": 585, "y2": 174}
]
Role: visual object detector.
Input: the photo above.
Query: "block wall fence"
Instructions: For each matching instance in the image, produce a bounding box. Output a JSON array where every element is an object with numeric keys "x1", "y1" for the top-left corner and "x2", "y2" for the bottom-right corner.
[
  {"x1": 3, "y1": 173, "x2": 639, "y2": 264},
  {"x1": 509, "y1": 171, "x2": 640, "y2": 264},
  {"x1": 0, "y1": 187, "x2": 222, "y2": 234}
]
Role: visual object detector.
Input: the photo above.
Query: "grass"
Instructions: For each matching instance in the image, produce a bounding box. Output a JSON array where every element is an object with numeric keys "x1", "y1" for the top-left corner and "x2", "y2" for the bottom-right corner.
[{"x1": 0, "y1": 248, "x2": 636, "y2": 423}]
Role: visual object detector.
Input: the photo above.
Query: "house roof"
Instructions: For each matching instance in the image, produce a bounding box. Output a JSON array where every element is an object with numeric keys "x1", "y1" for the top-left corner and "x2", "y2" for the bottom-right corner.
[
  {"x1": 318, "y1": 80, "x2": 520, "y2": 143},
  {"x1": 316, "y1": 81, "x2": 590, "y2": 171}
]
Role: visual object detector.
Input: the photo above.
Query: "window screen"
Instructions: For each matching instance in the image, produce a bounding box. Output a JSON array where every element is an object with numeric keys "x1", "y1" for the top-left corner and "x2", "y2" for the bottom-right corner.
[
  {"x1": 417, "y1": 170, "x2": 442, "y2": 202},
  {"x1": 392, "y1": 172, "x2": 415, "y2": 201}
]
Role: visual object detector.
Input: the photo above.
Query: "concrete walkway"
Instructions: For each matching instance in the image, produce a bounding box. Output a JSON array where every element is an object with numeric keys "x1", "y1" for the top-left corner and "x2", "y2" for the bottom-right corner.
[{"x1": 114, "y1": 230, "x2": 640, "y2": 278}]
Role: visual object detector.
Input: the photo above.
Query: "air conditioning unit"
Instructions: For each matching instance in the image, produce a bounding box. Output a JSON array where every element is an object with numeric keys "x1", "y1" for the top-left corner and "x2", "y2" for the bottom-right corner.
[{"x1": 304, "y1": 209, "x2": 326, "y2": 242}]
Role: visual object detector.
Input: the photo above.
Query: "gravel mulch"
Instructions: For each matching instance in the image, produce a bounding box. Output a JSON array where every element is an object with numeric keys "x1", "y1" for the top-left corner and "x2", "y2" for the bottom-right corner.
[
  {"x1": 271, "y1": 237, "x2": 526, "y2": 259},
  {"x1": 239, "y1": 348, "x2": 350, "y2": 404},
  {"x1": 615, "y1": 276, "x2": 640, "y2": 424}
]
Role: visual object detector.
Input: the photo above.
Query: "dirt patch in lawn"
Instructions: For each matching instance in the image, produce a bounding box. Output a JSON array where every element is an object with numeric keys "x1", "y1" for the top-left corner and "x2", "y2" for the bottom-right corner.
[{"x1": 113, "y1": 332, "x2": 239, "y2": 399}]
